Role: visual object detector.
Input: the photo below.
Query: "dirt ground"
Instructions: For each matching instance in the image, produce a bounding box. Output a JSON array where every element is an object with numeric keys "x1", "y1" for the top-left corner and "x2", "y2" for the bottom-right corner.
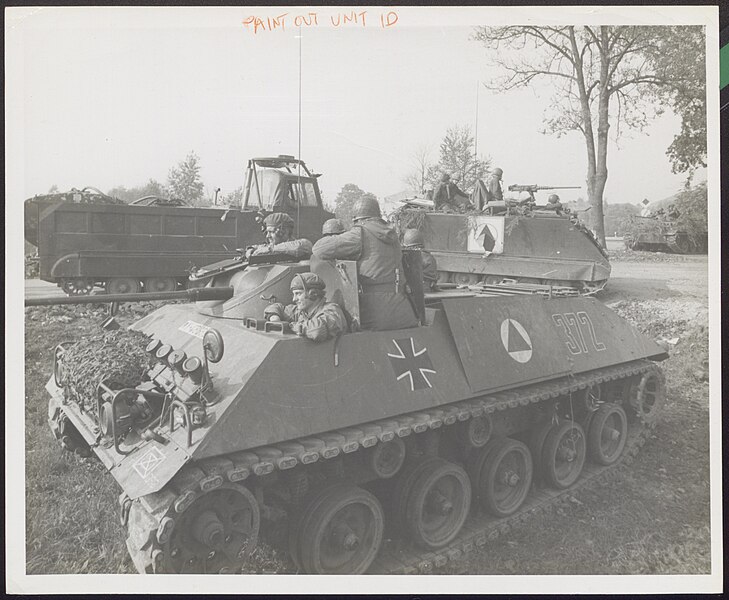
[{"x1": 22, "y1": 252, "x2": 713, "y2": 576}]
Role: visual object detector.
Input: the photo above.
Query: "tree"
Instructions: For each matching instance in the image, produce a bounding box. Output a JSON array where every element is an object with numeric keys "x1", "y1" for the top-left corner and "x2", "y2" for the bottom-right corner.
[
  {"x1": 167, "y1": 151, "x2": 205, "y2": 206},
  {"x1": 333, "y1": 183, "x2": 377, "y2": 226},
  {"x1": 403, "y1": 143, "x2": 434, "y2": 193},
  {"x1": 108, "y1": 179, "x2": 168, "y2": 203},
  {"x1": 220, "y1": 186, "x2": 245, "y2": 208},
  {"x1": 473, "y1": 25, "x2": 706, "y2": 246},
  {"x1": 644, "y1": 27, "x2": 706, "y2": 176},
  {"x1": 428, "y1": 125, "x2": 490, "y2": 191}
]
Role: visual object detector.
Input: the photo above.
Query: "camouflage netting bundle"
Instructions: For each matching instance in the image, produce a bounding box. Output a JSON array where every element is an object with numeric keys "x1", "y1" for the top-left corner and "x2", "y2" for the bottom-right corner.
[{"x1": 62, "y1": 329, "x2": 154, "y2": 412}]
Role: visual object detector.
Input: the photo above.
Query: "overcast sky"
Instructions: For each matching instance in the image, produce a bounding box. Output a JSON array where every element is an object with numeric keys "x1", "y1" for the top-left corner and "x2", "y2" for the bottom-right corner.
[{"x1": 8, "y1": 6, "x2": 711, "y2": 208}]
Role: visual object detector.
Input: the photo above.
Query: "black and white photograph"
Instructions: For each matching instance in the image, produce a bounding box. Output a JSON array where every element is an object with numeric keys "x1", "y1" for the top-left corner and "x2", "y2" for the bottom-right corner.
[{"x1": 6, "y1": 5, "x2": 722, "y2": 594}]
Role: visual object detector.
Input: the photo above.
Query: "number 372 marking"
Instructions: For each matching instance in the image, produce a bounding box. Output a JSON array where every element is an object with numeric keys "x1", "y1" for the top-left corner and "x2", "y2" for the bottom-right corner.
[{"x1": 552, "y1": 312, "x2": 607, "y2": 354}]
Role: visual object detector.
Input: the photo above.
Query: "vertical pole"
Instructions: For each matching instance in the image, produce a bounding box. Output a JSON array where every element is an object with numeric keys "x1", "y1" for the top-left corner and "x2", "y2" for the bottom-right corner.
[
  {"x1": 296, "y1": 25, "x2": 302, "y2": 238},
  {"x1": 474, "y1": 81, "x2": 479, "y2": 162}
]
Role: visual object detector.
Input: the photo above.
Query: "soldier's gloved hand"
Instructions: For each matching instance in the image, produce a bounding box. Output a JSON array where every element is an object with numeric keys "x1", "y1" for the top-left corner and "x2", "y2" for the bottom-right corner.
[
  {"x1": 245, "y1": 247, "x2": 255, "y2": 260},
  {"x1": 263, "y1": 303, "x2": 286, "y2": 321},
  {"x1": 290, "y1": 322, "x2": 304, "y2": 336}
]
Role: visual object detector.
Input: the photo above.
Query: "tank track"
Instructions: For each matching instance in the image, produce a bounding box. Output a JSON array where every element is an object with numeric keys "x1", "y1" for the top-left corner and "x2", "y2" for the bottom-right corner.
[{"x1": 124, "y1": 359, "x2": 658, "y2": 574}]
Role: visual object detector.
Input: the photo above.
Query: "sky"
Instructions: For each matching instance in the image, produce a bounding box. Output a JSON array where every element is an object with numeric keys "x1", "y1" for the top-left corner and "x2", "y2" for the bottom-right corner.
[{"x1": 7, "y1": 6, "x2": 711, "y2": 210}]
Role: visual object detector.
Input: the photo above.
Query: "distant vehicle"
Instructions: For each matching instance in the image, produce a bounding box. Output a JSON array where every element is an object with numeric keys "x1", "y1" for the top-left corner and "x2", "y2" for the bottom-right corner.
[
  {"x1": 623, "y1": 215, "x2": 707, "y2": 254},
  {"x1": 23, "y1": 156, "x2": 334, "y2": 295},
  {"x1": 396, "y1": 185, "x2": 611, "y2": 294}
]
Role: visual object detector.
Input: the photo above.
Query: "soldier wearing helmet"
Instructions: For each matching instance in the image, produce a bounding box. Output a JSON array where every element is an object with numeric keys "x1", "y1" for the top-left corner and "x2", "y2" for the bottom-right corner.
[
  {"x1": 263, "y1": 272, "x2": 347, "y2": 342},
  {"x1": 402, "y1": 228, "x2": 438, "y2": 291},
  {"x1": 484, "y1": 168, "x2": 504, "y2": 206},
  {"x1": 322, "y1": 218, "x2": 346, "y2": 237},
  {"x1": 312, "y1": 196, "x2": 418, "y2": 331},
  {"x1": 246, "y1": 212, "x2": 313, "y2": 260},
  {"x1": 544, "y1": 194, "x2": 564, "y2": 215},
  {"x1": 432, "y1": 173, "x2": 470, "y2": 212}
]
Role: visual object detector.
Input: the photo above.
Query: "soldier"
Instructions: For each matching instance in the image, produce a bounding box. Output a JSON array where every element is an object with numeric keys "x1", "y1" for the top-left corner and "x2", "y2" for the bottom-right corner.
[
  {"x1": 321, "y1": 218, "x2": 346, "y2": 237},
  {"x1": 402, "y1": 228, "x2": 438, "y2": 291},
  {"x1": 312, "y1": 197, "x2": 419, "y2": 331},
  {"x1": 432, "y1": 174, "x2": 470, "y2": 212},
  {"x1": 263, "y1": 272, "x2": 347, "y2": 342},
  {"x1": 485, "y1": 168, "x2": 504, "y2": 205},
  {"x1": 544, "y1": 194, "x2": 564, "y2": 215},
  {"x1": 246, "y1": 212, "x2": 312, "y2": 259}
]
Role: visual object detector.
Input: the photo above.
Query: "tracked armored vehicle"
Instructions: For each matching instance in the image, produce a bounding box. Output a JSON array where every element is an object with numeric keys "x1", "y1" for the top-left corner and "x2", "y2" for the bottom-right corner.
[
  {"x1": 24, "y1": 156, "x2": 333, "y2": 295},
  {"x1": 396, "y1": 192, "x2": 611, "y2": 294},
  {"x1": 624, "y1": 216, "x2": 707, "y2": 254},
  {"x1": 45, "y1": 253, "x2": 666, "y2": 574}
]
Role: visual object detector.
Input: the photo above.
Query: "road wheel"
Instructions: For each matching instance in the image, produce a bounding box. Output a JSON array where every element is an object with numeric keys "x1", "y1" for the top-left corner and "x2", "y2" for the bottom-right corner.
[
  {"x1": 541, "y1": 421, "x2": 586, "y2": 490},
  {"x1": 629, "y1": 370, "x2": 665, "y2": 426},
  {"x1": 470, "y1": 438, "x2": 533, "y2": 517},
  {"x1": 144, "y1": 277, "x2": 177, "y2": 293},
  {"x1": 588, "y1": 404, "x2": 628, "y2": 465},
  {"x1": 61, "y1": 277, "x2": 94, "y2": 296},
  {"x1": 107, "y1": 277, "x2": 141, "y2": 295},
  {"x1": 452, "y1": 272, "x2": 479, "y2": 285},
  {"x1": 402, "y1": 457, "x2": 471, "y2": 549},
  {"x1": 161, "y1": 485, "x2": 260, "y2": 574},
  {"x1": 295, "y1": 483, "x2": 384, "y2": 574},
  {"x1": 435, "y1": 271, "x2": 451, "y2": 284}
]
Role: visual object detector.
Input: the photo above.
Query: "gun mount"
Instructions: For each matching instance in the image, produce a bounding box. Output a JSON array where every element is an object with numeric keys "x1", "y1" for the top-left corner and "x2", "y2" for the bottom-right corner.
[{"x1": 507, "y1": 185, "x2": 581, "y2": 203}]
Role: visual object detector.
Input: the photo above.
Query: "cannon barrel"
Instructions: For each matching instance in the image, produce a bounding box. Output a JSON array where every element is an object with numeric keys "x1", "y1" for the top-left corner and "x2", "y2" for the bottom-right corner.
[
  {"x1": 25, "y1": 286, "x2": 234, "y2": 307},
  {"x1": 507, "y1": 184, "x2": 581, "y2": 191}
]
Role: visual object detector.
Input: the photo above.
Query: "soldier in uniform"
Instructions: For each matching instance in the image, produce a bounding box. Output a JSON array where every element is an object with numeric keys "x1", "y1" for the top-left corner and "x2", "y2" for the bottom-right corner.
[
  {"x1": 263, "y1": 272, "x2": 347, "y2": 342},
  {"x1": 485, "y1": 168, "x2": 504, "y2": 204},
  {"x1": 432, "y1": 174, "x2": 470, "y2": 212},
  {"x1": 246, "y1": 212, "x2": 312, "y2": 259},
  {"x1": 544, "y1": 193, "x2": 564, "y2": 215},
  {"x1": 312, "y1": 197, "x2": 419, "y2": 331},
  {"x1": 402, "y1": 228, "x2": 438, "y2": 291},
  {"x1": 321, "y1": 218, "x2": 346, "y2": 237}
]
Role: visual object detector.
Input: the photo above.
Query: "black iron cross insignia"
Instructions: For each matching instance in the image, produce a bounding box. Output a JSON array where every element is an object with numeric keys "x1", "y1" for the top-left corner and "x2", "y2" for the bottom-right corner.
[{"x1": 387, "y1": 338, "x2": 436, "y2": 392}]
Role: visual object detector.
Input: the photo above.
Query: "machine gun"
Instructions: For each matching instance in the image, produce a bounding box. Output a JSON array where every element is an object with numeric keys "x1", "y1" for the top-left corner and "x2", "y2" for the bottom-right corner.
[{"x1": 507, "y1": 185, "x2": 581, "y2": 204}]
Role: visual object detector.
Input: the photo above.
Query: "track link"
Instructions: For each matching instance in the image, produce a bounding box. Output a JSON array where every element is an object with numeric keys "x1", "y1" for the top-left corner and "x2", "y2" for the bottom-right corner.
[{"x1": 125, "y1": 359, "x2": 658, "y2": 574}]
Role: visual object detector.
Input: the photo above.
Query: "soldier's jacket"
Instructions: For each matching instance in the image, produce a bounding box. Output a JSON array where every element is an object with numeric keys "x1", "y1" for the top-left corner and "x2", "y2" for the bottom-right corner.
[
  {"x1": 265, "y1": 298, "x2": 347, "y2": 342},
  {"x1": 433, "y1": 182, "x2": 469, "y2": 211},
  {"x1": 485, "y1": 175, "x2": 503, "y2": 203},
  {"x1": 252, "y1": 238, "x2": 313, "y2": 259},
  {"x1": 422, "y1": 250, "x2": 438, "y2": 290},
  {"x1": 312, "y1": 219, "x2": 419, "y2": 331}
]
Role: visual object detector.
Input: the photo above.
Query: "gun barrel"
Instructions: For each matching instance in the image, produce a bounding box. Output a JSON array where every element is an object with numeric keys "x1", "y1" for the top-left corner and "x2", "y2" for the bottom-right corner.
[{"x1": 25, "y1": 286, "x2": 234, "y2": 307}]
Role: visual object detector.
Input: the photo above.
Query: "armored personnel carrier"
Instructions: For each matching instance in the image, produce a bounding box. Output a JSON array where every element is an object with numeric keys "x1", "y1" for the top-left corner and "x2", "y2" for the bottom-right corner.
[
  {"x1": 624, "y1": 215, "x2": 707, "y2": 254},
  {"x1": 396, "y1": 186, "x2": 611, "y2": 294},
  {"x1": 43, "y1": 254, "x2": 666, "y2": 574}
]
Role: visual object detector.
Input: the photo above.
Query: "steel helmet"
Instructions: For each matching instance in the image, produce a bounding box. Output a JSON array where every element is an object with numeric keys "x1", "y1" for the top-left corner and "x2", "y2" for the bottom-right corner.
[
  {"x1": 440, "y1": 173, "x2": 451, "y2": 182},
  {"x1": 402, "y1": 228, "x2": 424, "y2": 248},
  {"x1": 548, "y1": 194, "x2": 560, "y2": 203},
  {"x1": 322, "y1": 218, "x2": 346, "y2": 235},
  {"x1": 492, "y1": 168, "x2": 503, "y2": 177},
  {"x1": 352, "y1": 196, "x2": 381, "y2": 221}
]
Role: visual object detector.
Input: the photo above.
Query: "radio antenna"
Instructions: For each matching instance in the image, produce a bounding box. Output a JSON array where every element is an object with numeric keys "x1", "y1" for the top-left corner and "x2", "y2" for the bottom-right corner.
[{"x1": 296, "y1": 25, "x2": 302, "y2": 237}]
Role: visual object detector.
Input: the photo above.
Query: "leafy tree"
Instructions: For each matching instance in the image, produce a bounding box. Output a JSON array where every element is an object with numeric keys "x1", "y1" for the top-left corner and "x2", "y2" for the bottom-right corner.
[
  {"x1": 644, "y1": 27, "x2": 706, "y2": 176},
  {"x1": 220, "y1": 186, "x2": 245, "y2": 208},
  {"x1": 108, "y1": 179, "x2": 168, "y2": 203},
  {"x1": 428, "y1": 125, "x2": 490, "y2": 191},
  {"x1": 473, "y1": 25, "x2": 706, "y2": 246},
  {"x1": 167, "y1": 151, "x2": 205, "y2": 206},
  {"x1": 333, "y1": 183, "x2": 378, "y2": 226},
  {"x1": 603, "y1": 202, "x2": 640, "y2": 237}
]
